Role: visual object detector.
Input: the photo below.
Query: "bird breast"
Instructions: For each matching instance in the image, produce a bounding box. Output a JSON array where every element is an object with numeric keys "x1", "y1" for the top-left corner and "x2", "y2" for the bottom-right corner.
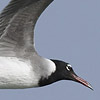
[{"x1": 0, "y1": 57, "x2": 39, "y2": 89}]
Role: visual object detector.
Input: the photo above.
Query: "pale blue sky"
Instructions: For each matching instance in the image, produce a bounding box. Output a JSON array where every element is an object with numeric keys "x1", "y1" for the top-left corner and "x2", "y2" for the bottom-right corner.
[{"x1": 0, "y1": 0, "x2": 99, "y2": 100}]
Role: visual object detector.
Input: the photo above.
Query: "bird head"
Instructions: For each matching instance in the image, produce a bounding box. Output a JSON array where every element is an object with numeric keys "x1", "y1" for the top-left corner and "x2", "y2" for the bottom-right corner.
[
  {"x1": 39, "y1": 59, "x2": 93, "y2": 90},
  {"x1": 50, "y1": 60, "x2": 93, "y2": 90}
]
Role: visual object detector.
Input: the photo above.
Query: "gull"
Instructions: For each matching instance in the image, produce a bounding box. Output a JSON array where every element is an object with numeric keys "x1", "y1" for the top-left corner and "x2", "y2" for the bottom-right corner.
[{"x1": 0, "y1": 0, "x2": 93, "y2": 90}]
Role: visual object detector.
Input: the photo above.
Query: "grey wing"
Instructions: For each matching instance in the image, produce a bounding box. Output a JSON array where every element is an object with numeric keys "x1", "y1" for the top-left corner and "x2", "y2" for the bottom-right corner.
[{"x1": 0, "y1": 0, "x2": 53, "y2": 57}]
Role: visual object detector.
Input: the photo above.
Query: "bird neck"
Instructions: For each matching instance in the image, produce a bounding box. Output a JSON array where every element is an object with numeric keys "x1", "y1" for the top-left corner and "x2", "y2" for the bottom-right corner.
[
  {"x1": 38, "y1": 59, "x2": 63, "y2": 87},
  {"x1": 38, "y1": 71, "x2": 61, "y2": 87}
]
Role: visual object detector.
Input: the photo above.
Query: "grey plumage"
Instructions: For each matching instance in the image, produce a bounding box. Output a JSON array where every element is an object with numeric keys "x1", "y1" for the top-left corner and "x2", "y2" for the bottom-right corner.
[{"x1": 0, "y1": 0, "x2": 53, "y2": 57}]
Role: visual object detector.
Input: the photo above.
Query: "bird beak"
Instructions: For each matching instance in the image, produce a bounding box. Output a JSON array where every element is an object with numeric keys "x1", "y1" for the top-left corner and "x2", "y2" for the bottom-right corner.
[{"x1": 72, "y1": 74, "x2": 93, "y2": 90}]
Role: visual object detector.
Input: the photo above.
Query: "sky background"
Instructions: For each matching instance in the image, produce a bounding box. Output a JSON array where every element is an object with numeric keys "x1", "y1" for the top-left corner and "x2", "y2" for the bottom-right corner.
[{"x1": 0, "y1": 0, "x2": 99, "y2": 100}]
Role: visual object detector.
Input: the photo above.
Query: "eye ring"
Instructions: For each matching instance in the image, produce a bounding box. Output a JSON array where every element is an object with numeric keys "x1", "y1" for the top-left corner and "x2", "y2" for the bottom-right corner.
[
  {"x1": 66, "y1": 66, "x2": 70, "y2": 71},
  {"x1": 66, "y1": 64, "x2": 72, "y2": 71}
]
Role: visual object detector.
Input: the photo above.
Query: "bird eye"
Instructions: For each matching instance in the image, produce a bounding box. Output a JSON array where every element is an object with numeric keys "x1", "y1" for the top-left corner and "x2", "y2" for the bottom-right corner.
[{"x1": 66, "y1": 64, "x2": 72, "y2": 71}]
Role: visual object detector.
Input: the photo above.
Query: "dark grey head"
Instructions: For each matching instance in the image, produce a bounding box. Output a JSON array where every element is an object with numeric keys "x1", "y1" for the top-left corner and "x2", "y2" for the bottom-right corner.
[{"x1": 39, "y1": 60, "x2": 93, "y2": 90}]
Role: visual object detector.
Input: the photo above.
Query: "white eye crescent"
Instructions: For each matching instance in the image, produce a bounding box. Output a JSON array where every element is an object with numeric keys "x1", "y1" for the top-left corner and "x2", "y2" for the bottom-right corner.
[
  {"x1": 66, "y1": 66, "x2": 70, "y2": 71},
  {"x1": 67, "y1": 64, "x2": 72, "y2": 67},
  {"x1": 66, "y1": 64, "x2": 72, "y2": 71}
]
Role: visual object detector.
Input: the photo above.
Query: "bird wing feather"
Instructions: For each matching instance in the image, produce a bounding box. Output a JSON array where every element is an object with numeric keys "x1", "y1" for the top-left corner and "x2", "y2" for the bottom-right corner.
[{"x1": 0, "y1": 0, "x2": 53, "y2": 57}]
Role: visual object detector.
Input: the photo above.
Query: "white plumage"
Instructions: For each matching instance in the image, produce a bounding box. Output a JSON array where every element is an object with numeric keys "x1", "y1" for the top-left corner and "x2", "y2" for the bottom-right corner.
[
  {"x1": 0, "y1": 57, "x2": 56, "y2": 88},
  {"x1": 0, "y1": 57, "x2": 38, "y2": 88}
]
